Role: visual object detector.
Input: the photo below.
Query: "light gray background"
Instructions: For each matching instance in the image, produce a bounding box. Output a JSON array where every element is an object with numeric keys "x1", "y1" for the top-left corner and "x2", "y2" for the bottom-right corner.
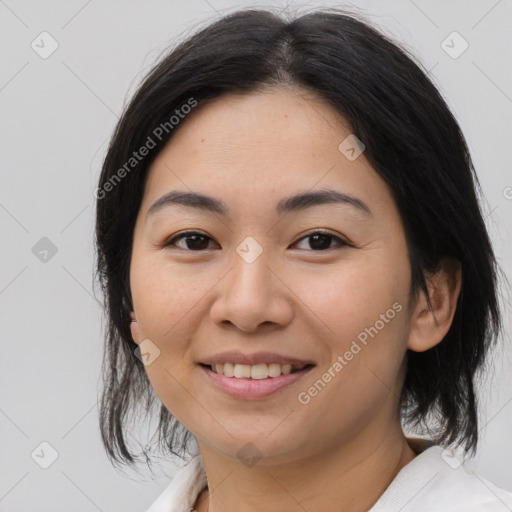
[{"x1": 1, "y1": 0, "x2": 511, "y2": 510}]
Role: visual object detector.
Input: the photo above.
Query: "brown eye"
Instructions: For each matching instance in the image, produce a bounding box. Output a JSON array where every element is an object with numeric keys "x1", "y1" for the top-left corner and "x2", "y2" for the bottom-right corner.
[
  {"x1": 164, "y1": 231, "x2": 217, "y2": 251},
  {"x1": 293, "y1": 230, "x2": 348, "y2": 251},
  {"x1": 162, "y1": 229, "x2": 349, "y2": 252}
]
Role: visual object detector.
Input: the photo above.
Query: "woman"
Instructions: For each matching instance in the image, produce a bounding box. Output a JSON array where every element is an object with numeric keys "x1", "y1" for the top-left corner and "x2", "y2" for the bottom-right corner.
[{"x1": 95, "y1": 7, "x2": 512, "y2": 511}]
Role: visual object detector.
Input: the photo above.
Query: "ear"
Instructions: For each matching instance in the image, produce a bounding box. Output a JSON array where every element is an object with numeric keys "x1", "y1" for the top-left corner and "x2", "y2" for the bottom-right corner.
[
  {"x1": 407, "y1": 258, "x2": 462, "y2": 352},
  {"x1": 130, "y1": 311, "x2": 141, "y2": 345}
]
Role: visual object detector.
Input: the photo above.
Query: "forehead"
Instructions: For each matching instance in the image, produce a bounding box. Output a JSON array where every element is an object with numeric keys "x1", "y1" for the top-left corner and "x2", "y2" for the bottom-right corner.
[
  {"x1": 142, "y1": 87, "x2": 391, "y2": 216},
  {"x1": 167, "y1": 86, "x2": 350, "y2": 158}
]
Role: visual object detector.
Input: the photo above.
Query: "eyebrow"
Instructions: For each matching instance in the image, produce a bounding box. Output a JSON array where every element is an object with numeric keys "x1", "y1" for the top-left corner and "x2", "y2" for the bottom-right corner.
[{"x1": 147, "y1": 188, "x2": 372, "y2": 219}]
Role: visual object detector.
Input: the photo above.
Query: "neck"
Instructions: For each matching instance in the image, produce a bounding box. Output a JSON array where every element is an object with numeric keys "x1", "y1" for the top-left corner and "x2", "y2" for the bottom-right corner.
[{"x1": 195, "y1": 428, "x2": 417, "y2": 512}]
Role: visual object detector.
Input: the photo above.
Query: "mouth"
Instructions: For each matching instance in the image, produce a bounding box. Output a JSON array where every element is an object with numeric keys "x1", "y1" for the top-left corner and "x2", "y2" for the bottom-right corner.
[
  {"x1": 199, "y1": 362, "x2": 314, "y2": 379},
  {"x1": 198, "y1": 362, "x2": 316, "y2": 400}
]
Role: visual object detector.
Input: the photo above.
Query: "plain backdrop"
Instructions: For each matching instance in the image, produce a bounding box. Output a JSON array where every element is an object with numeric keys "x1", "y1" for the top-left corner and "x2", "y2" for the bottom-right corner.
[{"x1": 1, "y1": 0, "x2": 511, "y2": 510}]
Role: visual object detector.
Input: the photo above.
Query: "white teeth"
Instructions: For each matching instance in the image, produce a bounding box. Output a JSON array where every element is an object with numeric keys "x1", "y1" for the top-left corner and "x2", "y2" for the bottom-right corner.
[
  {"x1": 268, "y1": 363, "x2": 283, "y2": 378},
  {"x1": 223, "y1": 363, "x2": 234, "y2": 377},
  {"x1": 234, "y1": 364, "x2": 251, "y2": 378},
  {"x1": 210, "y1": 362, "x2": 300, "y2": 378},
  {"x1": 251, "y1": 364, "x2": 268, "y2": 380}
]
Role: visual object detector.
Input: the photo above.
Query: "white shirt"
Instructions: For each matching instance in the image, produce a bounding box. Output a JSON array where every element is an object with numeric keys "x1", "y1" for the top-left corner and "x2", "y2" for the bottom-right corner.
[{"x1": 145, "y1": 442, "x2": 512, "y2": 512}]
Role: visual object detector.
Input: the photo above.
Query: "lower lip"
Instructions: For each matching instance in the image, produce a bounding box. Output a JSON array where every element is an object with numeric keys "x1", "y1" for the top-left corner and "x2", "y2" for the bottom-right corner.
[{"x1": 199, "y1": 364, "x2": 315, "y2": 400}]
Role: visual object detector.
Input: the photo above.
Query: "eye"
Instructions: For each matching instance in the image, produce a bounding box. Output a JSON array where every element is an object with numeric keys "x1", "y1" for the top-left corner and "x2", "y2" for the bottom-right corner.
[
  {"x1": 162, "y1": 229, "x2": 350, "y2": 252},
  {"x1": 292, "y1": 230, "x2": 349, "y2": 251},
  {"x1": 163, "y1": 231, "x2": 218, "y2": 251}
]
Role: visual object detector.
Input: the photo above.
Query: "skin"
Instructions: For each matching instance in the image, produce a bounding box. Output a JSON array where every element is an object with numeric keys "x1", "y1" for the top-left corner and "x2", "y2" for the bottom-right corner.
[{"x1": 129, "y1": 86, "x2": 461, "y2": 512}]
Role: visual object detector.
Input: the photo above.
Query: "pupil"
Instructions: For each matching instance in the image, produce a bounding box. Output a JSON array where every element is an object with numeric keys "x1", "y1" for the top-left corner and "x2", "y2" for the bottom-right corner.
[
  {"x1": 187, "y1": 235, "x2": 209, "y2": 250},
  {"x1": 310, "y1": 234, "x2": 331, "y2": 250}
]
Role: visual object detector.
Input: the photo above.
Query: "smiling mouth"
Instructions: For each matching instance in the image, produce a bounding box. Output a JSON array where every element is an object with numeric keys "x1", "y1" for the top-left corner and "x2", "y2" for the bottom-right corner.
[{"x1": 199, "y1": 362, "x2": 315, "y2": 379}]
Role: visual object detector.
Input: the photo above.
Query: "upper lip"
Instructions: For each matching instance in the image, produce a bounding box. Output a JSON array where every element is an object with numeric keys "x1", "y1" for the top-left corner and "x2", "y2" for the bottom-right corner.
[{"x1": 198, "y1": 351, "x2": 315, "y2": 367}]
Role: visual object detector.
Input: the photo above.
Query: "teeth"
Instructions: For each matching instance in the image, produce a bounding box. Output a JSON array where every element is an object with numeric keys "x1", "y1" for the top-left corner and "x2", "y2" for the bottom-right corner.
[
  {"x1": 211, "y1": 363, "x2": 304, "y2": 379},
  {"x1": 234, "y1": 364, "x2": 251, "y2": 378}
]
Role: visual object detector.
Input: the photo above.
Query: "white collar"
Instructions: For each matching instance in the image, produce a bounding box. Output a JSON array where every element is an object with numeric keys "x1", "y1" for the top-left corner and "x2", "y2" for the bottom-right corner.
[{"x1": 145, "y1": 441, "x2": 512, "y2": 512}]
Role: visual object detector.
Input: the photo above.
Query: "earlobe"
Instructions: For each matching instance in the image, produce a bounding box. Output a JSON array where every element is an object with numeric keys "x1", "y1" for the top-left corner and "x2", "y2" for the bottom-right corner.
[
  {"x1": 407, "y1": 258, "x2": 462, "y2": 352},
  {"x1": 130, "y1": 311, "x2": 141, "y2": 344}
]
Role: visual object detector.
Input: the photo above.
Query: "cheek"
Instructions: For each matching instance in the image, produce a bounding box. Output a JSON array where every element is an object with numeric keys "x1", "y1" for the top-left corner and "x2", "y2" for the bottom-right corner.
[
  {"x1": 291, "y1": 252, "x2": 410, "y2": 399},
  {"x1": 129, "y1": 252, "x2": 230, "y2": 409},
  {"x1": 292, "y1": 254, "x2": 410, "y2": 343},
  {"x1": 130, "y1": 252, "x2": 213, "y2": 339},
  {"x1": 129, "y1": 253, "x2": 214, "y2": 424}
]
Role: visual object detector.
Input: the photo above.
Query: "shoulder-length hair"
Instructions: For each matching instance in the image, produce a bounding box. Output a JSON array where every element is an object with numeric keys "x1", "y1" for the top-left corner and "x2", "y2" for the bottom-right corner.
[{"x1": 94, "y1": 7, "x2": 502, "y2": 470}]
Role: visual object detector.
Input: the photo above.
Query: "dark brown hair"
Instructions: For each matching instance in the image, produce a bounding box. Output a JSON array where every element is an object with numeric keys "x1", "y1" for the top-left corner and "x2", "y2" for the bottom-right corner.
[{"x1": 94, "y1": 7, "x2": 502, "y2": 471}]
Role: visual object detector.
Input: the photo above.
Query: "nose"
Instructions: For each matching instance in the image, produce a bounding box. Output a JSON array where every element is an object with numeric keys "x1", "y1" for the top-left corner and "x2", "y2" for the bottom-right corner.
[{"x1": 209, "y1": 248, "x2": 294, "y2": 333}]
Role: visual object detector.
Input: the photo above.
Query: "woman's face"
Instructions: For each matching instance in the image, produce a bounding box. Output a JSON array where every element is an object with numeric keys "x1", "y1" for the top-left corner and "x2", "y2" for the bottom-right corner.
[{"x1": 129, "y1": 87, "x2": 413, "y2": 464}]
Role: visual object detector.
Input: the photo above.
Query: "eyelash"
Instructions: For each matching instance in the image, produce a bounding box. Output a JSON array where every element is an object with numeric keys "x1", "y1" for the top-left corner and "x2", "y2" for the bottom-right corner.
[{"x1": 162, "y1": 229, "x2": 351, "y2": 252}]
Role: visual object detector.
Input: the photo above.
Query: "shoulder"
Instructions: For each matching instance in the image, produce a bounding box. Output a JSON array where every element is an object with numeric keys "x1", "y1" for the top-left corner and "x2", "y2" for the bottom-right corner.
[
  {"x1": 145, "y1": 454, "x2": 207, "y2": 512},
  {"x1": 371, "y1": 445, "x2": 512, "y2": 512}
]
